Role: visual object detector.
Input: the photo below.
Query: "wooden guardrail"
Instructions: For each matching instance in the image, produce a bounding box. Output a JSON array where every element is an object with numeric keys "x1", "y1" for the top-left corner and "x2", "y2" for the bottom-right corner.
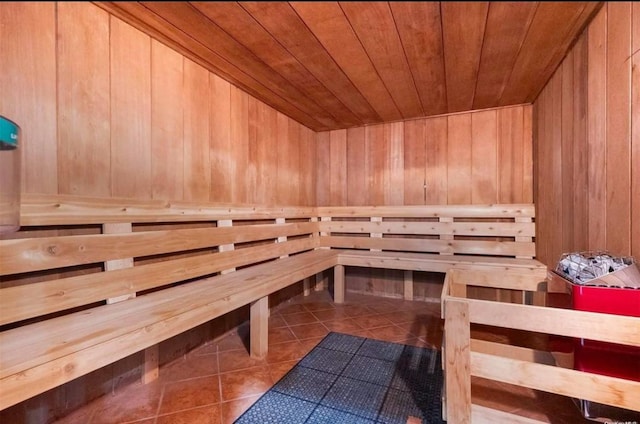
[{"x1": 441, "y1": 268, "x2": 640, "y2": 423}]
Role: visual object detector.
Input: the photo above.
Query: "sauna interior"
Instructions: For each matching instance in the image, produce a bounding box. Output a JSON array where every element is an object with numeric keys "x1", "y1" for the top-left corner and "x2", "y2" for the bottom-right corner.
[{"x1": 1, "y1": 2, "x2": 639, "y2": 423}]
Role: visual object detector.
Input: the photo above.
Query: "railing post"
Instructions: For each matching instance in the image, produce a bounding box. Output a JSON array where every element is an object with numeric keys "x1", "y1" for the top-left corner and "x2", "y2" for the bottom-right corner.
[{"x1": 444, "y1": 297, "x2": 471, "y2": 423}]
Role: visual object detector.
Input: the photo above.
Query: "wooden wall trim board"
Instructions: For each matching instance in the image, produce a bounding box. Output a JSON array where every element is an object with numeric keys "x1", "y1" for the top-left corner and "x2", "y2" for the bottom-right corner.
[{"x1": 534, "y1": 2, "x2": 639, "y2": 263}]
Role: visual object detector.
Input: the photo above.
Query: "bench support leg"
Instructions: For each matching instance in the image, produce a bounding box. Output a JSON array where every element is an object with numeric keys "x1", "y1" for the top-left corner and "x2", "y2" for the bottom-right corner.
[
  {"x1": 314, "y1": 272, "x2": 324, "y2": 291},
  {"x1": 303, "y1": 277, "x2": 312, "y2": 296},
  {"x1": 250, "y1": 296, "x2": 269, "y2": 359},
  {"x1": 403, "y1": 270, "x2": 413, "y2": 301},
  {"x1": 143, "y1": 345, "x2": 159, "y2": 384},
  {"x1": 334, "y1": 265, "x2": 345, "y2": 304}
]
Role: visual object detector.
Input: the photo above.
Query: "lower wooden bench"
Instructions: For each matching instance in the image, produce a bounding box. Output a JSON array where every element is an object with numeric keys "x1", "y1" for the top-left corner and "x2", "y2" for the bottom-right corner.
[
  {"x1": 332, "y1": 249, "x2": 547, "y2": 303},
  {"x1": 0, "y1": 249, "x2": 338, "y2": 411}
]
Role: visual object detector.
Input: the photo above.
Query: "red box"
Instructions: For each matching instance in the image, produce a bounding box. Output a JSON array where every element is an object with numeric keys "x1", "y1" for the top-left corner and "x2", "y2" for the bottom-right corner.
[{"x1": 565, "y1": 272, "x2": 640, "y2": 382}]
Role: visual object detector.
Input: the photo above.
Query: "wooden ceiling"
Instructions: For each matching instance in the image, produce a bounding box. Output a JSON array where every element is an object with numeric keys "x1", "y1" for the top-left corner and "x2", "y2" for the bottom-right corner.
[{"x1": 95, "y1": 2, "x2": 602, "y2": 132}]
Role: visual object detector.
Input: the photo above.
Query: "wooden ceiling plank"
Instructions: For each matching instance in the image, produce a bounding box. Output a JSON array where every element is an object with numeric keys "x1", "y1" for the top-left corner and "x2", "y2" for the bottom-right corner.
[
  {"x1": 473, "y1": 2, "x2": 537, "y2": 110},
  {"x1": 192, "y1": 1, "x2": 363, "y2": 129},
  {"x1": 290, "y1": 1, "x2": 403, "y2": 122},
  {"x1": 240, "y1": 1, "x2": 381, "y2": 126},
  {"x1": 95, "y1": 1, "x2": 326, "y2": 131},
  {"x1": 390, "y1": 2, "x2": 447, "y2": 117},
  {"x1": 139, "y1": 1, "x2": 341, "y2": 129},
  {"x1": 340, "y1": 1, "x2": 424, "y2": 119},
  {"x1": 441, "y1": 1, "x2": 489, "y2": 113},
  {"x1": 500, "y1": 2, "x2": 602, "y2": 105}
]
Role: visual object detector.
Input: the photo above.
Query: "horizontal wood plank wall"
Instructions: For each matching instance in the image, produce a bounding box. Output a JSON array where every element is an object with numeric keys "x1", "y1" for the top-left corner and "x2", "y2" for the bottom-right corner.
[
  {"x1": 0, "y1": 2, "x2": 316, "y2": 206},
  {"x1": 534, "y1": 2, "x2": 639, "y2": 266}
]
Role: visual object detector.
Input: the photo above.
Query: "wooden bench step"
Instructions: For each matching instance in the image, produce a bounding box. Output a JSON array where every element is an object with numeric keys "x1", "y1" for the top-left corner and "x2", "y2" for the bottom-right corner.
[{"x1": 0, "y1": 249, "x2": 338, "y2": 410}]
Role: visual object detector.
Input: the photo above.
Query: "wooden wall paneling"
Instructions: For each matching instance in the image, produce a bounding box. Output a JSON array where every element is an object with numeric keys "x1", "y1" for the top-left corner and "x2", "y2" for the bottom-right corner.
[
  {"x1": 441, "y1": 2, "x2": 489, "y2": 112},
  {"x1": 289, "y1": 2, "x2": 401, "y2": 122},
  {"x1": 390, "y1": 2, "x2": 447, "y2": 116},
  {"x1": 605, "y1": 2, "x2": 632, "y2": 256},
  {"x1": 535, "y1": 85, "x2": 550, "y2": 265},
  {"x1": 522, "y1": 105, "x2": 534, "y2": 204},
  {"x1": 386, "y1": 122, "x2": 405, "y2": 205},
  {"x1": 250, "y1": 99, "x2": 278, "y2": 205},
  {"x1": 424, "y1": 116, "x2": 449, "y2": 205},
  {"x1": 501, "y1": 3, "x2": 596, "y2": 106},
  {"x1": 330, "y1": 130, "x2": 348, "y2": 206},
  {"x1": 447, "y1": 114, "x2": 472, "y2": 204},
  {"x1": 561, "y1": 52, "x2": 575, "y2": 254},
  {"x1": 316, "y1": 131, "x2": 331, "y2": 207},
  {"x1": 287, "y1": 120, "x2": 302, "y2": 205},
  {"x1": 151, "y1": 40, "x2": 184, "y2": 200},
  {"x1": 367, "y1": 124, "x2": 386, "y2": 205},
  {"x1": 209, "y1": 74, "x2": 232, "y2": 203},
  {"x1": 276, "y1": 113, "x2": 298, "y2": 205},
  {"x1": 471, "y1": 110, "x2": 498, "y2": 204},
  {"x1": 230, "y1": 86, "x2": 249, "y2": 204},
  {"x1": 474, "y1": 2, "x2": 536, "y2": 110},
  {"x1": 347, "y1": 127, "x2": 368, "y2": 205},
  {"x1": 57, "y1": 2, "x2": 111, "y2": 197},
  {"x1": 183, "y1": 59, "x2": 211, "y2": 202},
  {"x1": 142, "y1": 1, "x2": 331, "y2": 131},
  {"x1": 240, "y1": 2, "x2": 377, "y2": 126},
  {"x1": 632, "y1": 3, "x2": 640, "y2": 258},
  {"x1": 549, "y1": 71, "x2": 564, "y2": 266},
  {"x1": 497, "y1": 107, "x2": 524, "y2": 203},
  {"x1": 110, "y1": 16, "x2": 152, "y2": 199},
  {"x1": 587, "y1": 6, "x2": 608, "y2": 251},
  {"x1": 341, "y1": 2, "x2": 423, "y2": 119},
  {"x1": 572, "y1": 35, "x2": 590, "y2": 252},
  {"x1": 247, "y1": 96, "x2": 260, "y2": 204},
  {"x1": 0, "y1": 3, "x2": 57, "y2": 194},
  {"x1": 299, "y1": 125, "x2": 316, "y2": 207},
  {"x1": 403, "y1": 119, "x2": 426, "y2": 205}
]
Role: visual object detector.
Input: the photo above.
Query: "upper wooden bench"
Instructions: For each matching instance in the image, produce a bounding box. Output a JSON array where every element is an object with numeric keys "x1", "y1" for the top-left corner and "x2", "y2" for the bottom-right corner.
[
  {"x1": 0, "y1": 195, "x2": 546, "y2": 411},
  {"x1": 316, "y1": 205, "x2": 547, "y2": 302}
]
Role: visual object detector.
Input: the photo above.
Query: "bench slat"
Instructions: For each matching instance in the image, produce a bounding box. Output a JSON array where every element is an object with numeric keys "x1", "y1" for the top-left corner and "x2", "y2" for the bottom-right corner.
[
  {"x1": 317, "y1": 204, "x2": 535, "y2": 218},
  {"x1": 0, "y1": 249, "x2": 338, "y2": 382},
  {"x1": 320, "y1": 220, "x2": 535, "y2": 237},
  {"x1": 322, "y1": 236, "x2": 536, "y2": 257},
  {"x1": 1, "y1": 222, "x2": 318, "y2": 275},
  {"x1": 1, "y1": 238, "x2": 318, "y2": 325}
]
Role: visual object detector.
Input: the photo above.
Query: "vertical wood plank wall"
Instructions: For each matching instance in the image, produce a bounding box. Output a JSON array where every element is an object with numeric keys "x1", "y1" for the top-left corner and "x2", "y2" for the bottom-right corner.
[
  {"x1": 534, "y1": 2, "x2": 640, "y2": 266},
  {"x1": 0, "y1": 2, "x2": 316, "y2": 206},
  {"x1": 316, "y1": 105, "x2": 534, "y2": 207}
]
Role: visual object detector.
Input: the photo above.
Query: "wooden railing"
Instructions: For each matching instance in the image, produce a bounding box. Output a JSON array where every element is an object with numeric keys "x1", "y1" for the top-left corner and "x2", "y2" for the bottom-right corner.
[{"x1": 441, "y1": 268, "x2": 640, "y2": 423}]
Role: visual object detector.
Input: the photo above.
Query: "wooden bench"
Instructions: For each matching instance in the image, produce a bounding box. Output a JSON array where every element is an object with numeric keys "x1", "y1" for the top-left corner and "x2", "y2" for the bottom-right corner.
[
  {"x1": 317, "y1": 205, "x2": 547, "y2": 303},
  {"x1": 1, "y1": 196, "x2": 546, "y2": 412},
  {"x1": 441, "y1": 268, "x2": 640, "y2": 422},
  {"x1": 0, "y1": 194, "x2": 333, "y2": 410}
]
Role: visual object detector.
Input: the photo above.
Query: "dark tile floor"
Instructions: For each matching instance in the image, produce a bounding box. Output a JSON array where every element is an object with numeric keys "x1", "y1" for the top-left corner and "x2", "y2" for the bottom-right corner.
[{"x1": 52, "y1": 290, "x2": 593, "y2": 424}]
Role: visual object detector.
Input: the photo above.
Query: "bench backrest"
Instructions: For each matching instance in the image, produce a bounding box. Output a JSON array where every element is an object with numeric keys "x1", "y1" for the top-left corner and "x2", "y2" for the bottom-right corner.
[
  {"x1": 316, "y1": 204, "x2": 536, "y2": 259},
  {"x1": 0, "y1": 194, "x2": 319, "y2": 329}
]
